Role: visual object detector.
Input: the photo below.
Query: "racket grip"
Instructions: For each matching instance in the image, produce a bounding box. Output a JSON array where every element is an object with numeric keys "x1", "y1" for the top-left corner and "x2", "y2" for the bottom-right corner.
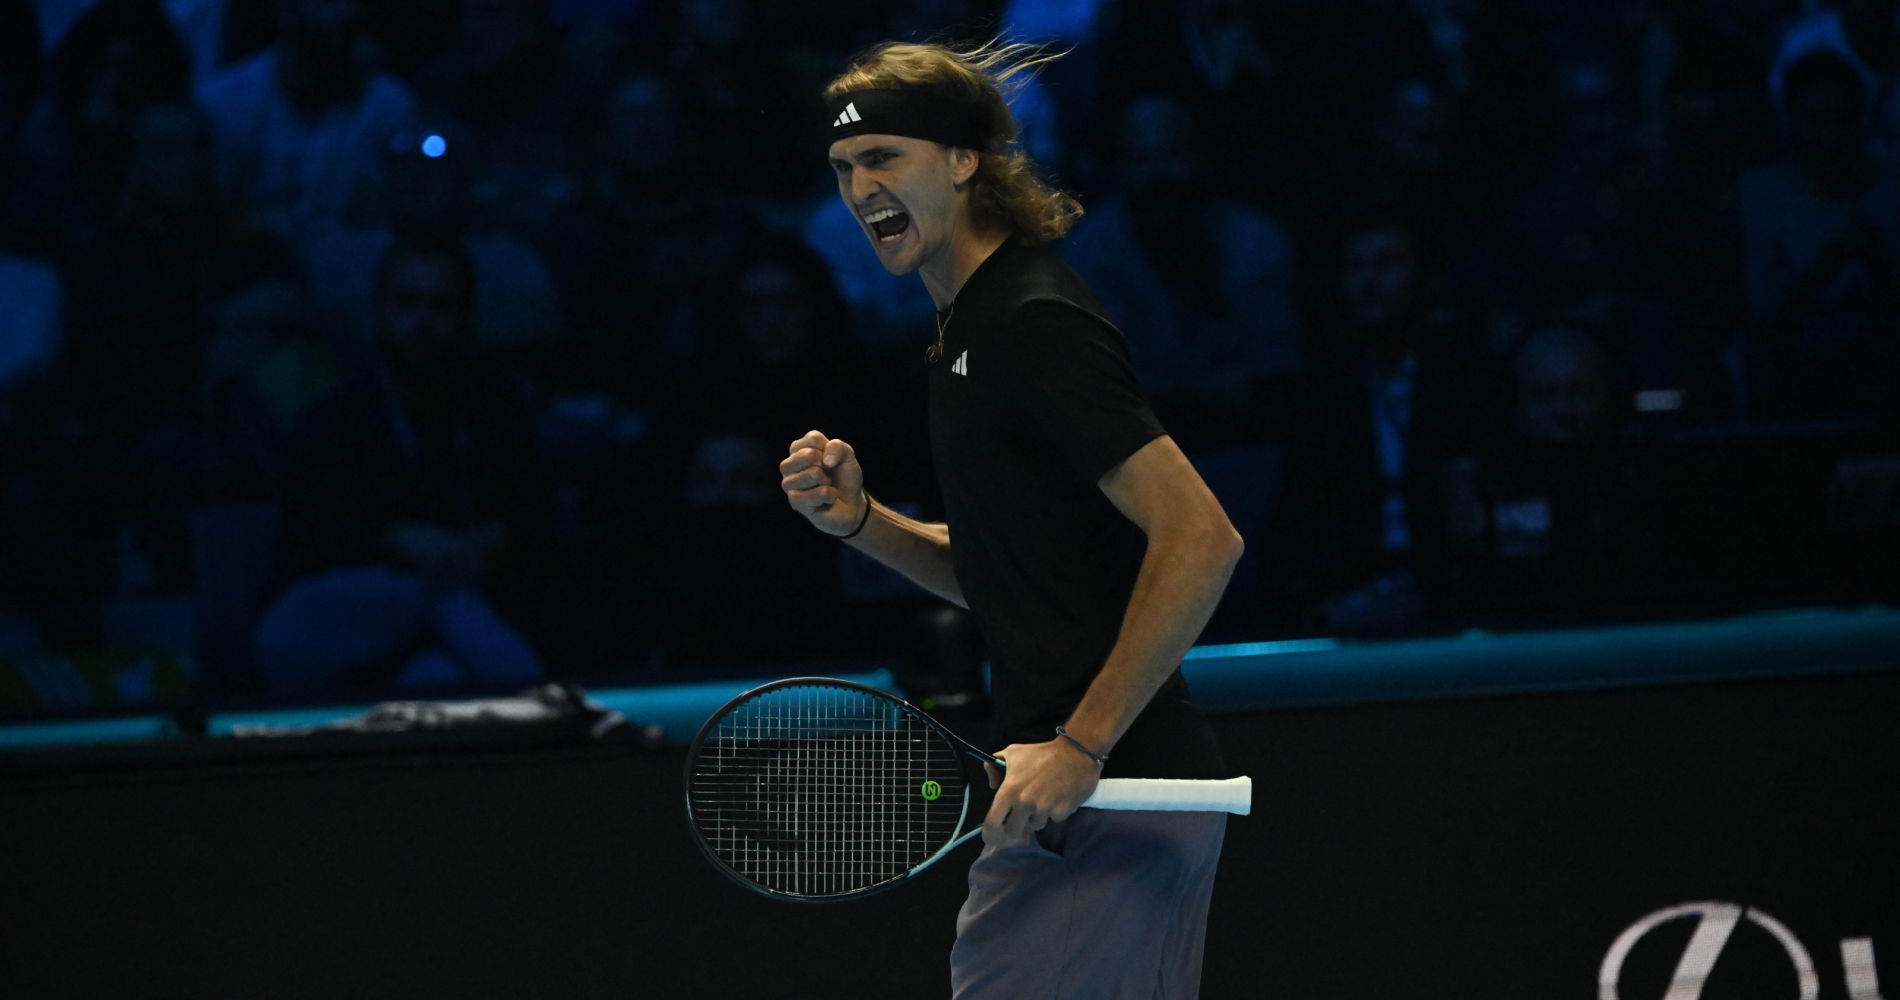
[{"x1": 1082, "y1": 776, "x2": 1252, "y2": 816}]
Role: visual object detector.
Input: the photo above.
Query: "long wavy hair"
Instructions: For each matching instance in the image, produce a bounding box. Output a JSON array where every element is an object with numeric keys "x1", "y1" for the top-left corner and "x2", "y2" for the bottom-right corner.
[{"x1": 824, "y1": 39, "x2": 1082, "y2": 244}]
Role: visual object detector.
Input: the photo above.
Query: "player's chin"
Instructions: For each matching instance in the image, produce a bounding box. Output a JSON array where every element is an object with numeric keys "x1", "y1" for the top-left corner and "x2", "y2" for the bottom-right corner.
[
  {"x1": 872, "y1": 251, "x2": 920, "y2": 277},
  {"x1": 867, "y1": 231, "x2": 921, "y2": 274}
]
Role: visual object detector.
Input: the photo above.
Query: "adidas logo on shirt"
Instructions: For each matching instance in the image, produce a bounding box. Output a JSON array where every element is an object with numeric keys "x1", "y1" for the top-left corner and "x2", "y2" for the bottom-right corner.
[
  {"x1": 833, "y1": 103, "x2": 862, "y2": 127},
  {"x1": 951, "y1": 351, "x2": 968, "y2": 376}
]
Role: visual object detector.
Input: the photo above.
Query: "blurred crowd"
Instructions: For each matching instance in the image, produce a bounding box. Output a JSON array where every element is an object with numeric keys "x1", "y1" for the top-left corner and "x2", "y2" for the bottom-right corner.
[{"x1": 2, "y1": 0, "x2": 1898, "y2": 708}]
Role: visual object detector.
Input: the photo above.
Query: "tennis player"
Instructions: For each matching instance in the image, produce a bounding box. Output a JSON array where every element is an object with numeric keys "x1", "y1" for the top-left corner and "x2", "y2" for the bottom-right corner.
[{"x1": 778, "y1": 40, "x2": 1244, "y2": 999}]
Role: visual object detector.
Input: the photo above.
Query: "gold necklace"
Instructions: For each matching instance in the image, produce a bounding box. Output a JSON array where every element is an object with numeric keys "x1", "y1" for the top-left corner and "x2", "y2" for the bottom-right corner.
[{"x1": 928, "y1": 305, "x2": 954, "y2": 365}]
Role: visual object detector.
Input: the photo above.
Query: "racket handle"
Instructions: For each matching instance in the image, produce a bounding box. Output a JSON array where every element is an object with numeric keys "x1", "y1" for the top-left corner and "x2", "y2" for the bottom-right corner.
[{"x1": 1083, "y1": 776, "x2": 1252, "y2": 816}]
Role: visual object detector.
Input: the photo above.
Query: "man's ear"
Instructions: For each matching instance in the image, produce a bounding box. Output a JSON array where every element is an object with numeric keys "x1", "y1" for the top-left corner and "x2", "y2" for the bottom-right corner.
[{"x1": 948, "y1": 145, "x2": 981, "y2": 188}]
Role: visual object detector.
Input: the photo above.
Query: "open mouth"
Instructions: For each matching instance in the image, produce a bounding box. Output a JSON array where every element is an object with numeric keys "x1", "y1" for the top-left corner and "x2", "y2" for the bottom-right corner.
[{"x1": 865, "y1": 208, "x2": 911, "y2": 246}]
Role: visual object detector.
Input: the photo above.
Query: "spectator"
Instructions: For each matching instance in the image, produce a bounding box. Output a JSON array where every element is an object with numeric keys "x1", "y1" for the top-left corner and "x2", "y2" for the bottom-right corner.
[
  {"x1": 195, "y1": 0, "x2": 417, "y2": 237},
  {"x1": 3, "y1": 0, "x2": 192, "y2": 253},
  {"x1": 999, "y1": 0, "x2": 1106, "y2": 148},
  {"x1": 413, "y1": 0, "x2": 565, "y2": 132},
  {"x1": 1469, "y1": 22, "x2": 1742, "y2": 430},
  {"x1": 200, "y1": 230, "x2": 339, "y2": 499},
  {"x1": 0, "y1": 212, "x2": 79, "y2": 652},
  {"x1": 55, "y1": 100, "x2": 237, "y2": 595},
  {"x1": 300, "y1": 139, "x2": 567, "y2": 373},
  {"x1": 109, "y1": 98, "x2": 222, "y2": 235},
  {"x1": 1738, "y1": 19, "x2": 1900, "y2": 421},
  {"x1": 1511, "y1": 324, "x2": 1620, "y2": 447},
  {"x1": 1639, "y1": 0, "x2": 1778, "y2": 176},
  {"x1": 1093, "y1": 0, "x2": 1283, "y2": 193},
  {"x1": 1480, "y1": 31, "x2": 1657, "y2": 318},
  {"x1": 645, "y1": 237, "x2": 925, "y2": 664},
  {"x1": 1614, "y1": 7, "x2": 1767, "y2": 351},
  {"x1": 546, "y1": 73, "x2": 747, "y2": 405},
  {"x1": 1275, "y1": 209, "x2": 1494, "y2": 634},
  {"x1": 253, "y1": 237, "x2": 547, "y2": 693},
  {"x1": 1275, "y1": 2, "x2": 1483, "y2": 240},
  {"x1": 1548, "y1": 291, "x2": 1734, "y2": 433},
  {"x1": 658, "y1": 0, "x2": 812, "y2": 202},
  {"x1": 1361, "y1": 76, "x2": 1466, "y2": 214},
  {"x1": 1063, "y1": 95, "x2": 1299, "y2": 451},
  {"x1": 58, "y1": 101, "x2": 225, "y2": 444},
  {"x1": 1444, "y1": 323, "x2": 1645, "y2": 623},
  {"x1": 411, "y1": 0, "x2": 586, "y2": 237},
  {"x1": 1320, "y1": 71, "x2": 1503, "y2": 334},
  {"x1": 4, "y1": 1, "x2": 180, "y2": 650}
]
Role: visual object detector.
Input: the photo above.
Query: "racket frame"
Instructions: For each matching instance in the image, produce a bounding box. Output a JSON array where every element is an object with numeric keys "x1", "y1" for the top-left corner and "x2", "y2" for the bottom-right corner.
[{"x1": 682, "y1": 676, "x2": 996, "y2": 903}]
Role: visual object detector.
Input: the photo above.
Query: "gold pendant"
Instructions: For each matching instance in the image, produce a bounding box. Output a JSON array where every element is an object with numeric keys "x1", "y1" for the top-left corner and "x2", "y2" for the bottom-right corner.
[{"x1": 929, "y1": 305, "x2": 953, "y2": 365}]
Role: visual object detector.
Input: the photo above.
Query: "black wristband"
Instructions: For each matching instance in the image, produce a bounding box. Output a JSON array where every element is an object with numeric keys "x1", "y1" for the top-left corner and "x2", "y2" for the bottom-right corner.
[
  {"x1": 1054, "y1": 725, "x2": 1108, "y2": 768},
  {"x1": 837, "y1": 495, "x2": 874, "y2": 540}
]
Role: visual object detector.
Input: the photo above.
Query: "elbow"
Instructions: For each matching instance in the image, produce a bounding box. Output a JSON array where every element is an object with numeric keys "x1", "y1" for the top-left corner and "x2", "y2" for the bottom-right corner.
[
  {"x1": 1212, "y1": 521, "x2": 1244, "y2": 576},
  {"x1": 1165, "y1": 512, "x2": 1244, "y2": 575}
]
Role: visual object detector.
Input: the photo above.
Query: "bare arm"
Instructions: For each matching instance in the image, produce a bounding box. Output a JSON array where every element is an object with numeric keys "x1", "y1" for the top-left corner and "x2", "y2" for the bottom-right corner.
[
  {"x1": 985, "y1": 434, "x2": 1243, "y2": 842},
  {"x1": 844, "y1": 500, "x2": 966, "y2": 608},
  {"x1": 1063, "y1": 435, "x2": 1243, "y2": 754},
  {"x1": 779, "y1": 430, "x2": 965, "y2": 608}
]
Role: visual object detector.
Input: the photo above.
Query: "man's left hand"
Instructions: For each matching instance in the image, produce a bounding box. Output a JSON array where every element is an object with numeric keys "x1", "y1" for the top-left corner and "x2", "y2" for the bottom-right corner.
[{"x1": 982, "y1": 737, "x2": 1102, "y2": 845}]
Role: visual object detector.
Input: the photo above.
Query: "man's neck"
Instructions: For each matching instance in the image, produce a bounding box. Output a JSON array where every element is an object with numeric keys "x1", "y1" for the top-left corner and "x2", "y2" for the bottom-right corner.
[{"x1": 920, "y1": 221, "x2": 1012, "y2": 310}]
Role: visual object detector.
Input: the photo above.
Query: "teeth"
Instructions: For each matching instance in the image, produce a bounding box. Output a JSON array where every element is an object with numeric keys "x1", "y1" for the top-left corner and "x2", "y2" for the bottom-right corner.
[{"x1": 863, "y1": 208, "x2": 901, "y2": 224}]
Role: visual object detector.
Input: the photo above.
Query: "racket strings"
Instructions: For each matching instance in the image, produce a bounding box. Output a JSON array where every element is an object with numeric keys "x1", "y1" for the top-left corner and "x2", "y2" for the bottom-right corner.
[{"x1": 688, "y1": 683, "x2": 966, "y2": 898}]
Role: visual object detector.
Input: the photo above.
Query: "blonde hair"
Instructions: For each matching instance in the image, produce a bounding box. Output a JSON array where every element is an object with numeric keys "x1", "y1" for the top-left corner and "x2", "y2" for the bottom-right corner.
[{"x1": 824, "y1": 39, "x2": 1082, "y2": 244}]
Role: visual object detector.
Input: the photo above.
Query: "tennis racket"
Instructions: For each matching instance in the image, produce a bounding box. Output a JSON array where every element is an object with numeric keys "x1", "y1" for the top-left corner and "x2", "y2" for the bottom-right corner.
[{"x1": 683, "y1": 676, "x2": 1251, "y2": 902}]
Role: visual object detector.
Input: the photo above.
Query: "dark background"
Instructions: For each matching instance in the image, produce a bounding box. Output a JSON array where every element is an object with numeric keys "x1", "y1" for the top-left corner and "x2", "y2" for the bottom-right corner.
[
  {"x1": 5, "y1": 666, "x2": 1894, "y2": 998},
  {"x1": 4, "y1": 3, "x2": 1898, "y2": 994},
  {"x1": 3, "y1": 0, "x2": 1898, "y2": 722}
]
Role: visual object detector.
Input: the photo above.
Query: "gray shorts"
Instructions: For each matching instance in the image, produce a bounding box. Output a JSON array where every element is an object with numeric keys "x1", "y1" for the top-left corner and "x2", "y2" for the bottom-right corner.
[{"x1": 950, "y1": 809, "x2": 1227, "y2": 1000}]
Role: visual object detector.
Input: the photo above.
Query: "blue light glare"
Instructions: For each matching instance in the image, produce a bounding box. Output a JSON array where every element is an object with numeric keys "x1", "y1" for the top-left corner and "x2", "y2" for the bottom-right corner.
[
  {"x1": 421, "y1": 134, "x2": 447, "y2": 158},
  {"x1": 1184, "y1": 638, "x2": 1340, "y2": 659}
]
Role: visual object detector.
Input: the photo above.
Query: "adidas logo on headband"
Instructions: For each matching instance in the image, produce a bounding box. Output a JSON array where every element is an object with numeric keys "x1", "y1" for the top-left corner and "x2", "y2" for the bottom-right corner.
[{"x1": 824, "y1": 90, "x2": 991, "y2": 151}]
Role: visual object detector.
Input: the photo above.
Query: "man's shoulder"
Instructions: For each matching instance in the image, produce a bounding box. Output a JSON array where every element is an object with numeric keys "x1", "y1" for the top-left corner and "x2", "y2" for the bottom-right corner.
[
  {"x1": 197, "y1": 49, "x2": 276, "y2": 107},
  {"x1": 359, "y1": 72, "x2": 419, "y2": 119},
  {"x1": 985, "y1": 290, "x2": 1136, "y2": 383},
  {"x1": 979, "y1": 240, "x2": 1108, "y2": 322},
  {"x1": 1214, "y1": 199, "x2": 1292, "y2": 261}
]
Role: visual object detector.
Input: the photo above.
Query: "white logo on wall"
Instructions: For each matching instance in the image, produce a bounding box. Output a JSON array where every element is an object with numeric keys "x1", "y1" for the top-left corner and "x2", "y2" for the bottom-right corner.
[{"x1": 1601, "y1": 901, "x2": 1885, "y2": 1000}]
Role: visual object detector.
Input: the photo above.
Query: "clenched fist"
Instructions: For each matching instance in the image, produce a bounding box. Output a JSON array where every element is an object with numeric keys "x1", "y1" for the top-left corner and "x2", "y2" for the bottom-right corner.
[{"x1": 780, "y1": 430, "x2": 868, "y2": 537}]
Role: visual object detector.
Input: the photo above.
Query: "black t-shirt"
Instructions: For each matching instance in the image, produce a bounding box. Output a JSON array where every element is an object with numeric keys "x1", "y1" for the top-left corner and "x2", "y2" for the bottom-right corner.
[{"x1": 927, "y1": 238, "x2": 1225, "y2": 780}]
